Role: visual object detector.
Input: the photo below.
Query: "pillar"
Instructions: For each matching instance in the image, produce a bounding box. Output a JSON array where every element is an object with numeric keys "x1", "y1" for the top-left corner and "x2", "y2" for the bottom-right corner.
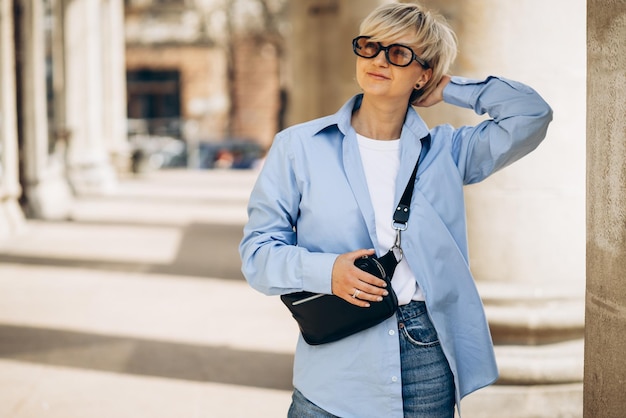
[
  {"x1": 289, "y1": 0, "x2": 586, "y2": 416},
  {"x1": 64, "y1": 0, "x2": 117, "y2": 194},
  {"x1": 17, "y1": 0, "x2": 73, "y2": 219},
  {"x1": 0, "y1": 0, "x2": 24, "y2": 239},
  {"x1": 416, "y1": 0, "x2": 586, "y2": 416},
  {"x1": 585, "y1": 1, "x2": 626, "y2": 417},
  {"x1": 101, "y1": 0, "x2": 129, "y2": 172}
]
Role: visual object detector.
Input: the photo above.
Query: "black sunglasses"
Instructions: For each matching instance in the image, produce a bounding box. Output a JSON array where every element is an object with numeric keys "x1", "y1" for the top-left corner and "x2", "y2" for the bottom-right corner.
[{"x1": 352, "y1": 36, "x2": 429, "y2": 69}]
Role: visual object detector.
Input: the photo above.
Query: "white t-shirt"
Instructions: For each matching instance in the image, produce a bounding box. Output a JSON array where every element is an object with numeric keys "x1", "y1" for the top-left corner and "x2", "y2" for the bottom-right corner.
[{"x1": 356, "y1": 134, "x2": 425, "y2": 304}]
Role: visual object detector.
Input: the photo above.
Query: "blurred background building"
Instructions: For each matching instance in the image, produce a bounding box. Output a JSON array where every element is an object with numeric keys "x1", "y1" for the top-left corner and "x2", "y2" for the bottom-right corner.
[
  {"x1": 0, "y1": 0, "x2": 624, "y2": 416},
  {"x1": 124, "y1": 0, "x2": 285, "y2": 170}
]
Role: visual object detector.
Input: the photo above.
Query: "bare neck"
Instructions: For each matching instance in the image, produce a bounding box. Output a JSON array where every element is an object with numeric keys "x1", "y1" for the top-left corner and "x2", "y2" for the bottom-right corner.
[{"x1": 352, "y1": 96, "x2": 407, "y2": 140}]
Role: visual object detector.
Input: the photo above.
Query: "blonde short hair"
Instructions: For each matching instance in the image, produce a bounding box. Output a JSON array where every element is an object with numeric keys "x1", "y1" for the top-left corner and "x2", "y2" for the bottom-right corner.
[{"x1": 358, "y1": 2, "x2": 458, "y2": 104}]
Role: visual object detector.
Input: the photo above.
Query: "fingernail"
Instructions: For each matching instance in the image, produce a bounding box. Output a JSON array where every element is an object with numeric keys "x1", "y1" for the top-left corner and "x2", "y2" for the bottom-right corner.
[
  {"x1": 383, "y1": 290, "x2": 389, "y2": 296},
  {"x1": 377, "y1": 296, "x2": 383, "y2": 302}
]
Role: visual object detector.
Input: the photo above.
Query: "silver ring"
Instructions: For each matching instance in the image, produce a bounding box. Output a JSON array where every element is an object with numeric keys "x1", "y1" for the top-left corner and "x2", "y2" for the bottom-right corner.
[{"x1": 352, "y1": 289, "x2": 360, "y2": 299}]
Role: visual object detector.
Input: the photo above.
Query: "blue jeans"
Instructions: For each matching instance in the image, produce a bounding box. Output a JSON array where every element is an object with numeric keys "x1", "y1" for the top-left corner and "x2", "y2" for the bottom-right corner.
[
  {"x1": 287, "y1": 301, "x2": 455, "y2": 418},
  {"x1": 287, "y1": 388, "x2": 338, "y2": 418},
  {"x1": 397, "y1": 301, "x2": 455, "y2": 417}
]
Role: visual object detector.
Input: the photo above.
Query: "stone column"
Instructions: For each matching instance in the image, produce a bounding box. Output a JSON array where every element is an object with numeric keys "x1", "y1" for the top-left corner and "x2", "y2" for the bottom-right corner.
[
  {"x1": 0, "y1": 0, "x2": 25, "y2": 239},
  {"x1": 64, "y1": 0, "x2": 117, "y2": 194},
  {"x1": 288, "y1": 1, "x2": 586, "y2": 414},
  {"x1": 585, "y1": 1, "x2": 626, "y2": 417},
  {"x1": 418, "y1": 0, "x2": 586, "y2": 416},
  {"x1": 286, "y1": 0, "x2": 389, "y2": 125},
  {"x1": 17, "y1": 0, "x2": 73, "y2": 219},
  {"x1": 101, "y1": 0, "x2": 129, "y2": 172}
]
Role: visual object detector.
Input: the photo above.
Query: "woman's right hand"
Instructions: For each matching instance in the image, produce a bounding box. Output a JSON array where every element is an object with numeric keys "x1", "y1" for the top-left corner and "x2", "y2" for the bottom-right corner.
[{"x1": 331, "y1": 249, "x2": 390, "y2": 307}]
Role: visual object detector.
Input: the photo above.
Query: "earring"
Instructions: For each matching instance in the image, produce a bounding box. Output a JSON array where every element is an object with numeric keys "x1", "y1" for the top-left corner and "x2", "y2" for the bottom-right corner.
[{"x1": 415, "y1": 84, "x2": 422, "y2": 89}]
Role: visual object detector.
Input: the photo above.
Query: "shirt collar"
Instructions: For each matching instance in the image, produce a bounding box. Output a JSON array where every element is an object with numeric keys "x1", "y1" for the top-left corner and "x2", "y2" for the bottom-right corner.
[{"x1": 313, "y1": 94, "x2": 431, "y2": 140}]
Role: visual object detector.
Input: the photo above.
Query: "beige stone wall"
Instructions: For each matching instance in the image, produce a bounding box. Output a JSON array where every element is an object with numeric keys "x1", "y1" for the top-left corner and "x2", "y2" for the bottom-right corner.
[
  {"x1": 232, "y1": 39, "x2": 280, "y2": 150},
  {"x1": 126, "y1": 46, "x2": 229, "y2": 141},
  {"x1": 126, "y1": 42, "x2": 280, "y2": 148},
  {"x1": 584, "y1": 0, "x2": 626, "y2": 416}
]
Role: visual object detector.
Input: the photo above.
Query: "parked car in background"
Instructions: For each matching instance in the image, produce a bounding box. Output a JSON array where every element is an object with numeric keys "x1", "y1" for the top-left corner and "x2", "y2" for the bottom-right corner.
[
  {"x1": 129, "y1": 135, "x2": 265, "y2": 172},
  {"x1": 129, "y1": 135, "x2": 187, "y2": 173},
  {"x1": 194, "y1": 139, "x2": 265, "y2": 170}
]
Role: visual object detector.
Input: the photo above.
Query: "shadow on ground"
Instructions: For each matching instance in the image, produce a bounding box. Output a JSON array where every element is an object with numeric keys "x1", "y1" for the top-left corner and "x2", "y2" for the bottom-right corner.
[
  {"x1": 0, "y1": 323, "x2": 293, "y2": 391},
  {"x1": 0, "y1": 221, "x2": 246, "y2": 280},
  {"x1": 0, "y1": 215, "x2": 296, "y2": 391}
]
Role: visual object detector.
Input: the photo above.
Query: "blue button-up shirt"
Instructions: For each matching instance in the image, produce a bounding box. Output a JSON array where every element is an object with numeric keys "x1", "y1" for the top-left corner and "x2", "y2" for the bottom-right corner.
[{"x1": 239, "y1": 76, "x2": 552, "y2": 417}]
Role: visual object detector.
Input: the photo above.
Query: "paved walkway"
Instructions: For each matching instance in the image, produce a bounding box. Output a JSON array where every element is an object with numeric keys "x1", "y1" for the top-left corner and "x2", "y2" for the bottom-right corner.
[{"x1": 0, "y1": 169, "x2": 297, "y2": 418}]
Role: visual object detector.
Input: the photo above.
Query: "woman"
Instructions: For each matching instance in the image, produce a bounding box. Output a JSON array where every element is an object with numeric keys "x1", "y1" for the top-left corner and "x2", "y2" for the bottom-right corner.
[{"x1": 240, "y1": 3, "x2": 552, "y2": 417}]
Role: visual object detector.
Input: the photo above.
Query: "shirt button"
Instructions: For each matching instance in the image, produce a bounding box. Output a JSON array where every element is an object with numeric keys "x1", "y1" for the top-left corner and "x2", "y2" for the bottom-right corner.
[
  {"x1": 388, "y1": 329, "x2": 395, "y2": 336},
  {"x1": 391, "y1": 376, "x2": 398, "y2": 382}
]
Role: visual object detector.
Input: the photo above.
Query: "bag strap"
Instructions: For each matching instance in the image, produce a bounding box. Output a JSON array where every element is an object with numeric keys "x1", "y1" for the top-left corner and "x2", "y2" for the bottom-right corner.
[
  {"x1": 382, "y1": 134, "x2": 431, "y2": 270},
  {"x1": 393, "y1": 134, "x2": 431, "y2": 228}
]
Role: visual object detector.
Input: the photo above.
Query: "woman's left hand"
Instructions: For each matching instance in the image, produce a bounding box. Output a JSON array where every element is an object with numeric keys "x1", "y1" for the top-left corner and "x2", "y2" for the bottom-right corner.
[{"x1": 415, "y1": 75, "x2": 451, "y2": 108}]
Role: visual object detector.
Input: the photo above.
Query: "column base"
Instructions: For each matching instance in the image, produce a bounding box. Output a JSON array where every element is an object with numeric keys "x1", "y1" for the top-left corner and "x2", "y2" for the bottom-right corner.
[
  {"x1": 481, "y1": 283, "x2": 585, "y2": 345},
  {"x1": 24, "y1": 166, "x2": 74, "y2": 220},
  {"x1": 495, "y1": 339, "x2": 583, "y2": 385},
  {"x1": 68, "y1": 160, "x2": 118, "y2": 196},
  {"x1": 467, "y1": 281, "x2": 585, "y2": 417},
  {"x1": 0, "y1": 196, "x2": 25, "y2": 241},
  {"x1": 460, "y1": 383, "x2": 582, "y2": 418}
]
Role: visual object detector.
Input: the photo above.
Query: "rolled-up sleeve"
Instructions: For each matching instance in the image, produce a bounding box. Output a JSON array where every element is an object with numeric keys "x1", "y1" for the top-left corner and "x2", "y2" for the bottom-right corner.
[{"x1": 443, "y1": 76, "x2": 553, "y2": 184}]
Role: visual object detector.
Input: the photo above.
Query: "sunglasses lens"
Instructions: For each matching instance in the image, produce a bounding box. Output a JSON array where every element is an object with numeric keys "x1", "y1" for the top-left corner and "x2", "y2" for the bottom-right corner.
[
  {"x1": 387, "y1": 45, "x2": 413, "y2": 66},
  {"x1": 354, "y1": 37, "x2": 380, "y2": 58}
]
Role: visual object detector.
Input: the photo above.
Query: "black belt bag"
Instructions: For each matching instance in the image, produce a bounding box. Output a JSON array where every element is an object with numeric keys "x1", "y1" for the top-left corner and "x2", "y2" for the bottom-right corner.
[{"x1": 280, "y1": 135, "x2": 430, "y2": 345}]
